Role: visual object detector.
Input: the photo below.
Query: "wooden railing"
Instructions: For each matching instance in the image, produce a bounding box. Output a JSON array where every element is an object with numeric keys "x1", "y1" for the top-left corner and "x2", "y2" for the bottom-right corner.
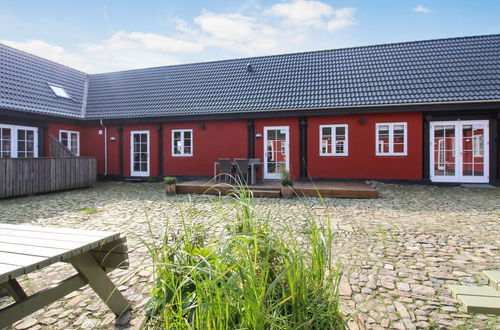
[
  {"x1": 49, "y1": 135, "x2": 77, "y2": 158},
  {"x1": 0, "y1": 157, "x2": 96, "y2": 198}
]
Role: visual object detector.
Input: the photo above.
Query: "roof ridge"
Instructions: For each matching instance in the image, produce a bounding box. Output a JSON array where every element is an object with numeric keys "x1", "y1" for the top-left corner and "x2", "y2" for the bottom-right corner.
[{"x1": 88, "y1": 33, "x2": 500, "y2": 76}]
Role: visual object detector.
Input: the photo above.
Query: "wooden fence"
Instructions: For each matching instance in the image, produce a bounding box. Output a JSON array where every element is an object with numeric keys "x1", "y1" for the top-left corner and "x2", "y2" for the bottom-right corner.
[{"x1": 0, "y1": 157, "x2": 96, "y2": 198}]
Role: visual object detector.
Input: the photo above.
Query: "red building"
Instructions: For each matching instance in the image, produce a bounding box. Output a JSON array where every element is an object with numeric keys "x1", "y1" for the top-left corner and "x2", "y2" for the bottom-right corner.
[{"x1": 1, "y1": 35, "x2": 499, "y2": 185}]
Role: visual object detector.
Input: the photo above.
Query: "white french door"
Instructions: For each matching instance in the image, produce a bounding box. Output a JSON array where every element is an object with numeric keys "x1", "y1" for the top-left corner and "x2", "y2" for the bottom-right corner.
[
  {"x1": 263, "y1": 126, "x2": 289, "y2": 180},
  {"x1": 130, "y1": 131, "x2": 150, "y2": 177},
  {"x1": 430, "y1": 120, "x2": 489, "y2": 183},
  {"x1": 0, "y1": 124, "x2": 38, "y2": 158}
]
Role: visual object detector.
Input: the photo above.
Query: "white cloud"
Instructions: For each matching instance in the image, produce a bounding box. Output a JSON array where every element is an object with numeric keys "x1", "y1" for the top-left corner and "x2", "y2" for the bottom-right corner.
[
  {"x1": 81, "y1": 31, "x2": 203, "y2": 53},
  {"x1": 2, "y1": 0, "x2": 357, "y2": 72},
  {"x1": 265, "y1": 0, "x2": 355, "y2": 31},
  {"x1": 0, "y1": 39, "x2": 94, "y2": 72},
  {"x1": 193, "y1": 11, "x2": 279, "y2": 54},
  {"x1": 413, "y1": 5, "x2": 432, "y2": 13}
]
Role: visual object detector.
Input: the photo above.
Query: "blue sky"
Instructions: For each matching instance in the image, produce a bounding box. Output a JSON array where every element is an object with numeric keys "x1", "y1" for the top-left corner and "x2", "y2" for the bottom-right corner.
[{"x1": 1, "y1": 0, "x2": 498, "y2": 73}]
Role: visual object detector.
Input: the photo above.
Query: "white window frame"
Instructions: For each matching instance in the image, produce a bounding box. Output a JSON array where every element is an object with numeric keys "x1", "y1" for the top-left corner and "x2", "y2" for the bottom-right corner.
[
  {"x1": 319, "y1": 124, "x2": 348, "y2": 156},
  {"x1": 59, "y1": 130, "x2": 80, "y2": 156},
  {"x1": 171, "y1": 129, "x2": 193, "y2": 157},
  {"x1": 0, "y1": 123, "x2": 38, "y2": 158},
  {"x1": 375, "y1": 122, "x2": 408, "y2": 156}
]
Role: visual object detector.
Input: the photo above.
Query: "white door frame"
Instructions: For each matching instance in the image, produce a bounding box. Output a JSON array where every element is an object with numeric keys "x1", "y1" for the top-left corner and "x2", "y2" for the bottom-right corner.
[
  {"x1": 263, "y1": 126, "x2": 289, "y2": 180},
  {"x1": 130, "y1": 130, "x2": 150, "y2": 177},
  {"x1": 430, "y1": 120, "x2": 489, "y2": 183}
]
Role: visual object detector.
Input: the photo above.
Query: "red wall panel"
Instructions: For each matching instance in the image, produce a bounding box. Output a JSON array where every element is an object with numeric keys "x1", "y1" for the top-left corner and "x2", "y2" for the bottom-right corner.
[
  {"x1": 163, "y1": 120, "x2": 248, "y2": 176},
  {"x1": 57, "y1": 112, "x2": 425, "y2": 180},
  {"x1": 79, "y1": 125, "x2": 107, "y2": 174},
  {"x1": 307, "y1": 112, "x2": 423, "y2": 180}
]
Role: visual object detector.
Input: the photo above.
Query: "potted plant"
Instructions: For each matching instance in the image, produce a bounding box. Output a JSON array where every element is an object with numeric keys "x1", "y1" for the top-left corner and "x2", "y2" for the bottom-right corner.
[
  {"x1": 164, "y1": 176, "x2": 177, "y2": 195},
  {"x1": 280, "y1": 170, "x2": 294, "y2": 198}
]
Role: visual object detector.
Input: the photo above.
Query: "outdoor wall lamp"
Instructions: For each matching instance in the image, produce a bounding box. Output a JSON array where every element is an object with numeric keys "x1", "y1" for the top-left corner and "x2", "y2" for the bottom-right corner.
[
  {"x1": 199, "y1": 123, "x2": 206, "y2": 129},
  {"x1": 255, "y1": 133, "x2": 262, "y2": 138},
  {"x1": 358, "y1": 118, "x2": 367, "y2": 124}
]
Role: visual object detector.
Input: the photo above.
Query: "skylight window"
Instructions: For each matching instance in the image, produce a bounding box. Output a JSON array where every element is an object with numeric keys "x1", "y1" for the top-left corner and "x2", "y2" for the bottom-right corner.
[{"x1": 48, "y1": 84, "x2": 71, "y2": 99}]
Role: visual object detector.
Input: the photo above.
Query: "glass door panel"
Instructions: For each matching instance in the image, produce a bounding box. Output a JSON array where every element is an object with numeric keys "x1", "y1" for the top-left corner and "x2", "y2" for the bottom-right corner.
[
  {"x1": 462, "y1": 123, "x2": 485, "y2": 178},
  {"x1": 130, "y1": 131, "x2": 150, "y2": 176},
  {"x1": 432, "y1": 124, "x2": 456, "y2": 179},
  {"x1": 264, "y1": 127, "x2": 289, "y2": 179}
]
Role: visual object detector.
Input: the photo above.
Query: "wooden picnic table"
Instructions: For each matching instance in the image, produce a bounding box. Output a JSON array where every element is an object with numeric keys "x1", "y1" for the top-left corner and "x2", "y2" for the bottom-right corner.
[{"x1": 0, "y1": 223, "x2": 130, "y2": 327}]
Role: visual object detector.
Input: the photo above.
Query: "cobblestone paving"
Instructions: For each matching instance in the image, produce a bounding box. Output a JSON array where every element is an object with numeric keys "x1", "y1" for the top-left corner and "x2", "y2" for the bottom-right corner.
[{"x1": 0, "y1": 181, "x2": 499, "y2": 329}]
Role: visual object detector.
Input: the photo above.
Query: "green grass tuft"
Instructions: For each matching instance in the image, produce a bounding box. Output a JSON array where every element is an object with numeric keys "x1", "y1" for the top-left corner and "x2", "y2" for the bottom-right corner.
[
  {"x1": 144, "y1": 180, "x2": 346, "y2": 329},
  {"x1": 78, "y1": 207, "x2": 99, "y2": 214}
]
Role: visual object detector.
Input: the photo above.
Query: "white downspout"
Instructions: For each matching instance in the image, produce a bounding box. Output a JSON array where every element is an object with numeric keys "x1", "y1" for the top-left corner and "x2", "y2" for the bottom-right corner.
[{"x1": 99, "y1": 119, "x2": 108, "y2": 176}]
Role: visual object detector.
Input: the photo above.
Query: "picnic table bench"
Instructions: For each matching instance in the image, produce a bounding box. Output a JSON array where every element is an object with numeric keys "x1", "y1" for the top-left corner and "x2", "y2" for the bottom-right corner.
[{"x1": 0, "y1": 224, "x2": 130, "y2": 327}]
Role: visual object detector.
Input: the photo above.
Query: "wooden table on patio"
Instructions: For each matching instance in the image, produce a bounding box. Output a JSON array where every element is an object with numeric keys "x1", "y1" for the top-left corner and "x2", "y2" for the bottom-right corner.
[
  {"x1": 213, "y1": 159, "x2": 263, "y2": 185},
  {"x1": 0, "y1": 224, "x2": 130, "y2": 327}
]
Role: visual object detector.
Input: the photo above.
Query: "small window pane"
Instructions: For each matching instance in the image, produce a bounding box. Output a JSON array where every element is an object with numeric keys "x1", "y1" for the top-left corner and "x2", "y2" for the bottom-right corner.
[
  {"x1": 335, "y1": 141, "x2": 344, "y2": 154},
  {"x1": 335, "y1": 126, "x2": 345, "y2": 136}
]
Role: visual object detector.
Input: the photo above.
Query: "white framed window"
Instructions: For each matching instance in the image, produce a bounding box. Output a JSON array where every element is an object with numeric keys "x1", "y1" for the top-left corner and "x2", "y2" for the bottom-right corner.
[
  {"x1": 172, "y1": 129, "x2": 193, "y2": 156},
  {"x1": 320, "y1": 124, "x2": 348, "y2": 156},
  {"x1": 376, "y1": 122, "x2": 407, "y2": 156},
  {"x1": 59, "y1": 130, "x2": 80, "y2": 156},
  {"x1": 0, "y1": 124, "x2": 38, "y2": 158}
]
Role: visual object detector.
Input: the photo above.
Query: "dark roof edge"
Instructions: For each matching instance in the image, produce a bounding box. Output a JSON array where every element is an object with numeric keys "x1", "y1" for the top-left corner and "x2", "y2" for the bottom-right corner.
[
  {"x1": 3, "y1": 99, "x2": 499, "y2": 124},
  {"x1": 97, "y1": 100, "x2": 500, "y2": 124},
  {"x1": 88, "y1": 33, "x2": 500, "y2": 76}
]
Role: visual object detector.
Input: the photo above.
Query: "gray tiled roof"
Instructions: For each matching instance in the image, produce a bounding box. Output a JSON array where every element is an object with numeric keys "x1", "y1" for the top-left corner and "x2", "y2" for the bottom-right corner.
[
  {"x1": 85, "y1": 34, "x2": 500, "y2": 119},
  {"x1": 1, "y1": 34, "x2": 499, "y2": 120},
  {"x1": 0, "y1": 43, "x2": 88, "y2": 118}
]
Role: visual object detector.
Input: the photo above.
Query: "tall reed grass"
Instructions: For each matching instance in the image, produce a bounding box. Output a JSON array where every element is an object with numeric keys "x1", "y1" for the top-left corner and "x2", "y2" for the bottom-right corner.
[{"x1": 143, "y1": 182, "x2": 345, "y2": 329}]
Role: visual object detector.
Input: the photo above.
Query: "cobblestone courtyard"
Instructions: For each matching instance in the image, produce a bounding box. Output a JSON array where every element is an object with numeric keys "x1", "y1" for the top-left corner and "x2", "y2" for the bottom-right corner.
[{"x1": 1, "y1": 181, "x2": 499, "y2": 329}]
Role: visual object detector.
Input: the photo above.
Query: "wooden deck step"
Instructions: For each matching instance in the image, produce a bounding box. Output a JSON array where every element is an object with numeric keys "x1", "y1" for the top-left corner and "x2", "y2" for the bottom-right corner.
[
  {"x1": 448, "y1": 285, "x2": 500, "y2": 299},
  {"x1": 457, "y1": 295, "x2": 500, "y2": 314},
  {"x1": 248, "y1": 189, "x2": 281, "y2": 198},
  {"x1": 482, "y1": 270, "x2": 500, "y2": 291}
]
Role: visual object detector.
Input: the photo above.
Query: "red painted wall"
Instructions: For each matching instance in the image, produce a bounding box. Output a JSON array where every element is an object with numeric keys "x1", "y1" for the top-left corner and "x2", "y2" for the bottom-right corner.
[
  {"x1": 307, "y1": 112, "x2": 423, "y2": 180},
  {"x1": 254, "y1": 117, "x2": 300, "y2": 179},
  {"x1": 78, "y1": 125, "x2": 107, "y2": 174},
  {"x1": 164, "y1": 119, "x2": 248, "y2": 176}
]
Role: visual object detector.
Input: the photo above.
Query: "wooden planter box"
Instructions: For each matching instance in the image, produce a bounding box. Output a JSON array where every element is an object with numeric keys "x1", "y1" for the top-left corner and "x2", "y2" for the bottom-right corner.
[
  {"x1": 281, "y1": 186, "x2": 294, "y2": 198},
  {"x1": 165, "y1": 184, "x2": 176, "y2": 195}
]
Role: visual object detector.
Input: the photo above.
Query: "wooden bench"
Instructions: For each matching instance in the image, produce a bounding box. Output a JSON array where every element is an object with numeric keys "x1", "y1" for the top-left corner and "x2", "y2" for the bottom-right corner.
[{"x1": 0, "y1": 224, "x2": 130, "y2": 327}]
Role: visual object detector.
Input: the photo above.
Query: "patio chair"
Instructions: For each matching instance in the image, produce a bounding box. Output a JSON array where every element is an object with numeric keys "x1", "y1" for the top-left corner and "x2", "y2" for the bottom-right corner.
[
  {"x1": 249, "y1": 158, "x2": 261, "y2": 183},
  {"x1": 234, "y1": 158, "x2": 249, "y2": 184},
  {"x1": 218, "y1": 158, "x2": 233, "y2": 183}
]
